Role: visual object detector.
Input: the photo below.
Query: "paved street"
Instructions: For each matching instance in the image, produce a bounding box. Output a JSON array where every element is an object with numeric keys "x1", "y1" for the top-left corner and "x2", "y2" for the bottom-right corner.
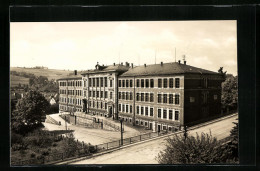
[
  {"x1": 43, "y1": 113, "x2": 150, "y2": 145},
  {"x1": 72, "y1": 114, "x2": 238, "y2": 164}
]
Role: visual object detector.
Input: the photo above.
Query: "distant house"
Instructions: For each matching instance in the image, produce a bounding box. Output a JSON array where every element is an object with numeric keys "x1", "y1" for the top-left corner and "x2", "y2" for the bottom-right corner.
[{"x1": 50, "y1": 98, "x2": 56, "y2": 105}]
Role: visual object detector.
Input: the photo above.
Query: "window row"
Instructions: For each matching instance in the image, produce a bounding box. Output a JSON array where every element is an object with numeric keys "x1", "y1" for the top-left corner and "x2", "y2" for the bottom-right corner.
[
  {"x1": 158, "y1": 78, "x2": 180, "y2": 88},
  {"x1": 67, "y1": 90, "x2": 82, "y2": 96},
  {"x1": 59, "y1": 89, "x2": 66, "y2": 95},
  {"x1": 89, "y1": 101, "x2": 108, "y2": 110},
  {"x1": 118, "y1": 79, "x2": 133, "y2": 88},
  {"x1": 89, "y1": 77, "x2": 112, "y2": 87},
  {"x1": 89, "y1": 91, "x2": 109, "y2": 99},
  {"x1": 118, "y1": 104, "x2": 133, "y2": 113},
  {"x1": 136, "y1": 93, "x2": 154, "y2": 102},
  {"x1": 67, "y1": 98, "x2": 82, "y2": 106},
  {"x1": 136, "y1": 106, "x2": 154, "y2": 117},
  {"x1": 157, "y1": 108, "x2": 179, "y2": 121},
  {"x1": 118, "y1": 92, "x2": 133, "y2": 100},
  {"x1": 157, "y1": 94, "x2": 180, "y2": 104}
]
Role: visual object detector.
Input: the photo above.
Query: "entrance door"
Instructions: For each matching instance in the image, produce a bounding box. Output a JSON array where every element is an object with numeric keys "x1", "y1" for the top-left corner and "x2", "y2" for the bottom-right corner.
[
  {"x1": 150, "y1": 123, "x2": 153, "y2": 130},
  {"x1": 158, "y1": 125, "x2": 161, "y2": 132},
  {"x1": 109, "y1": 107, "x2": 112, "y2": 116}
]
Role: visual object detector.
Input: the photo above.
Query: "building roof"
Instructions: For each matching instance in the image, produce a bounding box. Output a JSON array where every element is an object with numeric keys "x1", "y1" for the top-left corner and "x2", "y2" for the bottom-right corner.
[
  {"x1": 81, "y1": 64, "x2": 130, "y2": 75},
  {"x1": 121, "y1": 62, "x2": 220, "y2": 77},
  {"x1": 57, "y1": 75, "x2": 82, "y2": 81}
]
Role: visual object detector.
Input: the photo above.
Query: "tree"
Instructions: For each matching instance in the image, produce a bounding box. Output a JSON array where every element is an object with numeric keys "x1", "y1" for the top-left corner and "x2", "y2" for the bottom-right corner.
[
  {"x1": 156, "y1": 132, "x2": 231, "y2": 164},
  {"x1": 225, "y1": 120, "x2": 239, "y2": 163},
  {"x1": 221, "y1": 74, "x2": 238, "y2": 110},
  {"x1": 11, "y1": 90, "x2": 50, "y2": 135}
]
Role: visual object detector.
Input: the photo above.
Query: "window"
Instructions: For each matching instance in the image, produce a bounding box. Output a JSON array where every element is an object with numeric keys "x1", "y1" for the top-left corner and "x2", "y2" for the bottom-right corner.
[
  {"x1": 136, "y1": 93, "x2": 140, "y2": 101},
  {"x1": 101, "y1": 102, "x2": 103, "y2": 108},
  {"x1": 163, "y1": 110, "x2": 167, "y2": 119},
  {"x1": 150, "y1": 108, "x2": 153, "y2": 116},
  {"x1": 145, "y1": 79, "x2": 149, "y2": 88},
  {"x1": 136, "y1": 79, "x2": 140, "y2": 87},
  {"x1": 93, "y1": 91, "x2": 95, "y2": 97},
  {"x1": 105, "y1": 77, "x2": 107, "y2": 87},
  {"x1": 141, "y1": 107, "x2": 144, "y2": 115},
  {"x1": 158, "y1": 94, "x2": 162, "y2": 103},
  {"x1": 97, "y1": 102, "x2": 99, "y2": 108},
  {"x1": 169, "y1": 94, "x2": 173, "y2": 104},
  {"x1": 97, "y1": 91, "x2": 99, "y2": 98},
  {"x1": 141, "y1": 79, "x2": 144, "y2": 88},
  {"x1": 89, "y1": 101, "x2": 92, "y2": 107},
  {"x1": 122, "y1": 92, "x2": 125, "y2": 99},
  {"x1": 130, "y1": 105, "x2": 132, "y2": 113},
  {"x1": 126, "y1": 92, "x2": 129, "y2": 100},
  {"x1": 141, "y1": 93, "x2": 144, "y2": 101},
  {"x1": 145, "y1": 93, "x2": 149, "y2": 102},
  {"x1": 126, "y1": 80, "x2": 129, "y2": 87},
  {"x1": 93, "y1": 78, "x2": 95, "y2": 87},
  {"x1": 163, "y1": 78, "x2": 168, "y2": 88},
  {"x1": 158, "y1": 109, "x2": 161, "y2": 118},
  {"x1": 137, "y1": 106, "x2": 140, "y2": 114},
  {"x1": 119, "y1": 80, "x2": 121, "y2": 87},
  {"x1": 169, "y1": 110, "x2": 173, "y2": 119},
  {"x1": 145, "y1": 107, "x2": 148, "y2": 116},
  {"x1": 150, "y1": 79, "x2": 154, "y2": 88},
  {"x1": 93, "y1": 101, "x2": 95, "y2": 107},
  {"x1": 101, "y1": 91, "x2": 103, "y2": 98},
  {"x1": 105, "y1": 91, "x2": 108, "y2": 98},
  {"x1": 96, "y1": 78, "x2": 99, "y2": 87},
  {"x1": 110, "y1": 80, "x2": 113, "y2": 87},
  {"x1": 190, "y1": 97, "x2": 195, "y2": 103},
  {"x1": 175, "y1": 111, "x2": 179, "y2": 121},
  {"x1": 126, "y1": 105, "x2": 129, "y2": 113},
  {"x1": 105, "y1": 103, "x2": 107, "y2": 109},
  {"x1": 122, "y1": 80, "x2": 125, "y2": 87},
  {"x1": 158, "y1": 79, "x2": 162, "y2": 88},
  {"x1": 110, "y1": 92, "x2": 113, "y2": 99},
  {"x1": 150, "y1": 93, "x2": 154, "y2": 102},
  {"x1": 122, "y1": 104, "x2": 125, "y2": 112},
  {"x1": 119, "y1": 104, "x2": 121, "y2": 111},
  {"x1": 175, "y1": 78, "x2": 180, "y2": 88},
  {"x1": 89, "y1": 78, "x2": 92, "y2": 86},
  {"x1": 119, "y1": 92, "x2": 121, "y2": 99},
  {"x1": 130, "y1": 80, "x2": 133, "y2": 87},
  {"x1": 175, "y1": 94, "x2": 180, "y2": 104},
  {"x1": 130, "y1": 92, "x2": 133, "y2": 100},
  {"x1": 100, "y1": 78, "x2": 103, "y2": 87},
  {"x1": 163, "y1": 94, "x2": 167, "y2": 103},
  {"x1": 169, "y1": 78, "x2": 174, "y2": 88}
]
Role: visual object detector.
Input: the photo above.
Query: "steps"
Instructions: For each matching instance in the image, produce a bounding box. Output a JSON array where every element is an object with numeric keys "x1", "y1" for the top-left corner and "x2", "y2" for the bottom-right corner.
[{"x1": 45, "y1": 115, "x2": 60, "y2": 125}]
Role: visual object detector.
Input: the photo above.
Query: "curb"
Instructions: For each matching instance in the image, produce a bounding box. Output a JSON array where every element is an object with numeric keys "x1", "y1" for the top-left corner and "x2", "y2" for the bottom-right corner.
[{"x1": 54, "y1": 113, "x2": 238, "y2": 165}]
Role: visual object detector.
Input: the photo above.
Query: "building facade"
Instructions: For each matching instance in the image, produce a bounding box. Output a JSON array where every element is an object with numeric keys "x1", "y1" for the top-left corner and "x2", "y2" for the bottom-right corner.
[{"x1": 58, "y1": 61, "x2": 225, "y2": 131}]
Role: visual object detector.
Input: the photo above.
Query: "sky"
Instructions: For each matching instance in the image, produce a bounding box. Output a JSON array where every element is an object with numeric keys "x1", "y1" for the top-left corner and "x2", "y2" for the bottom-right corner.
[{"x1": 10, "y1": 21, "x2": 237, "y2": 75}]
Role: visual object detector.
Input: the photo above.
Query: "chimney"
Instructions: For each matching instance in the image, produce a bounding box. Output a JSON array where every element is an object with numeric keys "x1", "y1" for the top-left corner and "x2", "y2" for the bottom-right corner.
[
  {"x1": 184, "y1": 61, "x2": 187, "y2": 65},
  {"x1": 74, "y1": 70, "x2": 77, "y2": 75},
  {"x1": 161, "y1": 62, "x2": 163, "y2": 66},
  {"x1": 131, "y1": 63, "x2": 133, "y2": 68},
  {"x1": 144, "y1": 64, "x2": 146, "y2": 67},
  {"x1": 113, "y1": 63, "x2": 115, "y2": 66},
  {"x1": 178, "y1": 60, "x2": 181, "y2": 64}
]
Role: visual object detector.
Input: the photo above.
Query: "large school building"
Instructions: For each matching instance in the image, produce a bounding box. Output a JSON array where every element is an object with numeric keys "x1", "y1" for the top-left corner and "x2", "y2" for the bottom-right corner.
[{"x1": 58, "y1": 61, "x2": 225, "y2": 131}]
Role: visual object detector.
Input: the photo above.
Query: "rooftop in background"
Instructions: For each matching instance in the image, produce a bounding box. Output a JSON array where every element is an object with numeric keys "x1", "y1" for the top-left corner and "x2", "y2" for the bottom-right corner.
[{"x1": 121, "y1": 61, "x2": 220, "y2": 77}]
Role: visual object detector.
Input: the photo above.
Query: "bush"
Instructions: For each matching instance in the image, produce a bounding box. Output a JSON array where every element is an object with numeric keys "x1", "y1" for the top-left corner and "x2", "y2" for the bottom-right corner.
[
  {"x1": 30, "y1": 153, "x2": 36, "y2": 158},
  {"x1": 11, "y1": 133, "x2": 23, "y2": 145},
  {"x1": 156, "y1": 132, "x2": 230, "y2": 164}
]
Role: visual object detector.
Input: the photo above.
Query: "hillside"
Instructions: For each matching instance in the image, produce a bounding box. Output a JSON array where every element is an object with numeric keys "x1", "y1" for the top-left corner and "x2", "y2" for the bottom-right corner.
[
  {"x1": 10, "y1": 67, "x2": 75, "y2": 81},
  {"x1": 10, "y1": 75, "x2": 29, "y2": 88}
]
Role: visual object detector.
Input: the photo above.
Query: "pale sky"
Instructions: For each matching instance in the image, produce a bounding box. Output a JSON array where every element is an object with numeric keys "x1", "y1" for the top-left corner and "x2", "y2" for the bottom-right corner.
[{"x1": 10, "y1": 21, "x2": 237, "y2": 75}]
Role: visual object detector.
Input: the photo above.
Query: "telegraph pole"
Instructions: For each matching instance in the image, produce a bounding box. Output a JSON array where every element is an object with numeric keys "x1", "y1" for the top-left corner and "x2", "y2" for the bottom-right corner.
[{"x1": 120, "y1": 119, "x2": 123, "y2": 145}]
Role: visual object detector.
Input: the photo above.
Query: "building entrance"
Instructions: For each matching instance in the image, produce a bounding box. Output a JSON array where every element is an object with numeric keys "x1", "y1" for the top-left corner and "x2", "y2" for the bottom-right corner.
[{"x1": 158, "y1": 125, "x2": 161, "y2": 132}]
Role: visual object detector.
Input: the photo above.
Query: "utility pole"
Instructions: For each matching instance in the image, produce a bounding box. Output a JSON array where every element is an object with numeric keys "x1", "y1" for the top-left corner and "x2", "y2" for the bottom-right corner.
[{"x1": 120, "y1": 119, "x2": 123, "y2": 146}]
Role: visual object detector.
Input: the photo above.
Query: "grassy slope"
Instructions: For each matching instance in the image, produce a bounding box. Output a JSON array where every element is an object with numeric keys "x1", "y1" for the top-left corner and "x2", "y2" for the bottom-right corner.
[
  {"x1": 10, "y1": 67, "x2": 74, "y2": 81},
  {"x1": 10, "y1": 75, "x2": 29, "y2": 87}
]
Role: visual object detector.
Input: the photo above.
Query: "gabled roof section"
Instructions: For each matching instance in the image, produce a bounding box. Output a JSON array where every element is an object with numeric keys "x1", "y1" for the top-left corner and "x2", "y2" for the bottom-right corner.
[{"x1": 121, "y1": 62, "x2": 220, "y2": 77}]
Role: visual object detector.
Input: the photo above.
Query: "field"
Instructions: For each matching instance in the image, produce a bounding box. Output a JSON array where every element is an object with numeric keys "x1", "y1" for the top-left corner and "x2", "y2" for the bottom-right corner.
[
  {"x1": 10, "y1": 75, "x2": 29, "y2": 87},
  {"x1": 10, "y1": 67, "x2": 75, "y2": 81}
]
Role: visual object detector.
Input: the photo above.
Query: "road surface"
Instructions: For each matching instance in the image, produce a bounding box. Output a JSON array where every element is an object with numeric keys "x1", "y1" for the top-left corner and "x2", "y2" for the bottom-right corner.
[{"x1": 72, "y1": 114, "x2": 238, "y2": 164}]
